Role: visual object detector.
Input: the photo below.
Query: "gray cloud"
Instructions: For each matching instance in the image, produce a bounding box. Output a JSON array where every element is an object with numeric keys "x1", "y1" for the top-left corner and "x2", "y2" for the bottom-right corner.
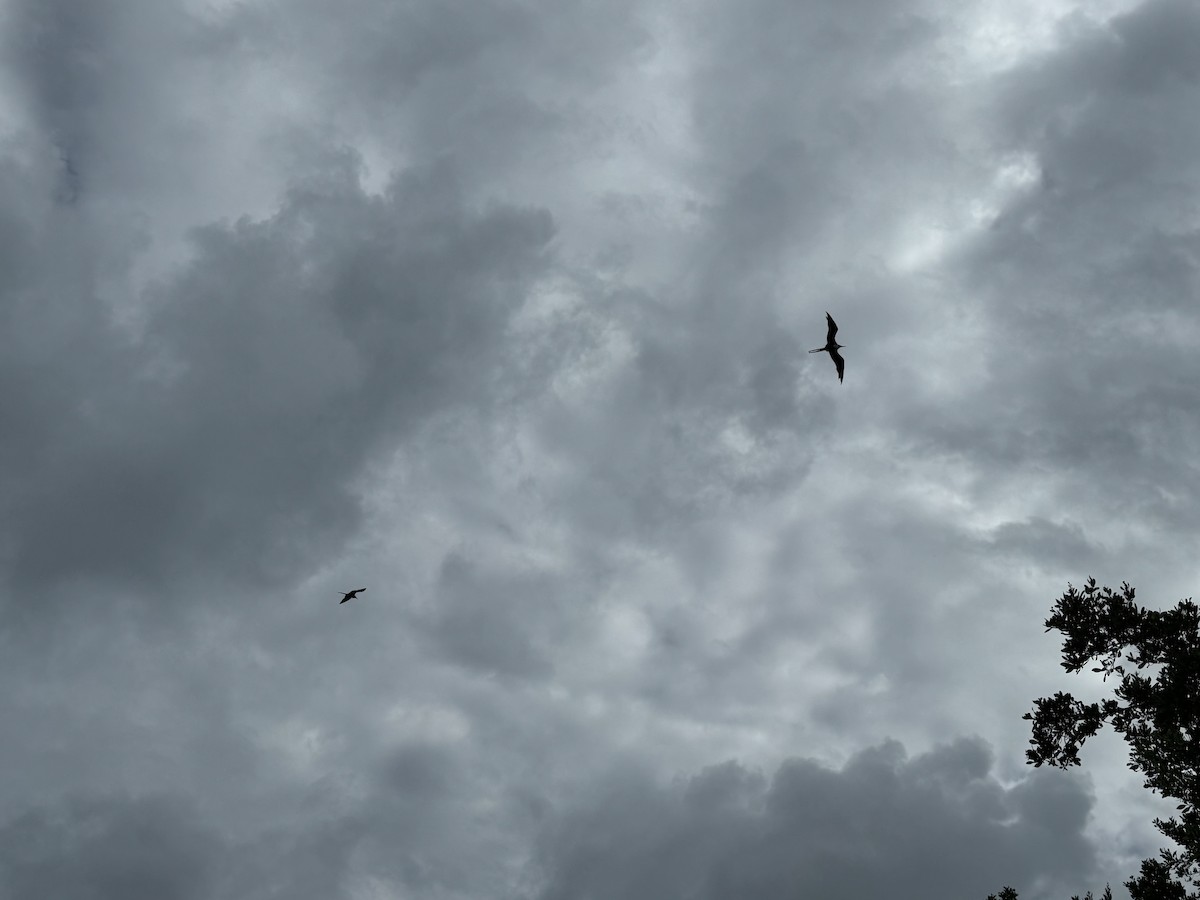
[
  {"x1": 1, "y1": 0, "x2": 1194, "y2": 897},
  {"x1": 532, "y1": 739, "x2": 1098, "y2": 900},
  {"x1": 984, "y1": 517, "x2": 1102, "y2": 568},
  {"x1": 425, "y1": 552, "x2": 563, "y2": 679},
  {"x1": 1, "y1": 154, "x2": 554, "y2": 612},
  {"x1": 0, "y1": 739, "x2": 1100, "y2": 900},
  {"x1": 0, "y1": 794, "x2": 218, "y2": 900}
]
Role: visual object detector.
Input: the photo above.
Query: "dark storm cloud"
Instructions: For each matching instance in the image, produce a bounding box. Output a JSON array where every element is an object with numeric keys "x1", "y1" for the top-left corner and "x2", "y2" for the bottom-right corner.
[
  {"x1": 424, "y1": 552, "x2": 561, "y2": 679},
  {"x1": 0, "y1": 153, "x2": 554, "y2": 609},
  {"x1": 532, "y1": 738, "x2": 1098, "y2": 900},
  {"x1": 2, "y1": 0, "x2": 1193, "y2": 898},
  {"x1": 0, "y1": 736, "x2": 1111, "y2": 900},
  {"x1": 0, "y1": 739, "x2": 511, "y2": 900},
  {"x1": 0, "y1": 794, "x2": 217, "y2": 900},
  {"x1": 984, "y1": 517, "x2": 1101, "y2": 568},
  {"x1": 1108, "y1": 0, "x2": 1200, "y2": 91},
  {"x1": 3, "y1": 0, "x2": 229, "y2": 208}
]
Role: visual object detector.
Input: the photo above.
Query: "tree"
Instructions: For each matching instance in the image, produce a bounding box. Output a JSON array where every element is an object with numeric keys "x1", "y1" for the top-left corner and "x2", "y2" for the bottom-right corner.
[
  {"x1": 988, "y1": 579, "x2": 1200, "y2": 900},
  {"x1": 987, "y1": 884, "x2": 1112, "y2": 900}
]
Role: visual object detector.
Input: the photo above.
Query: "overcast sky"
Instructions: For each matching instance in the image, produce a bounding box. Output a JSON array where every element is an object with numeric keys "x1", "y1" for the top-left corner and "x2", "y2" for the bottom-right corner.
[{"x1": 2, "y1": 0, "x2": 1198, "y2": 897}]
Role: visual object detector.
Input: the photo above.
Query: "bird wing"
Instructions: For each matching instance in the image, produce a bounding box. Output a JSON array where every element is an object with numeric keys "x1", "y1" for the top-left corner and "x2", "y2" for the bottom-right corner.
[
  {"x1": 830, "y1": 347, "x2": 845, "y2": 383},
  {"x1": 825, "y1": 312, "x2": 838, "y2": 343}
]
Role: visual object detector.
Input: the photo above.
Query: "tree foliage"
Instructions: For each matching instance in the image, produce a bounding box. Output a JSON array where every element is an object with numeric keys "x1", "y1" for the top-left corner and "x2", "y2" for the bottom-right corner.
[
  {"x1": 987, "y1": 884, "x2": 1112, "y2": 900},
  {"x1": 990, "y1": 579, "x2": 1200, "y2": 900},
  {"x1": 987, "y1": 889, "x2": 1020, "y2": 900}
]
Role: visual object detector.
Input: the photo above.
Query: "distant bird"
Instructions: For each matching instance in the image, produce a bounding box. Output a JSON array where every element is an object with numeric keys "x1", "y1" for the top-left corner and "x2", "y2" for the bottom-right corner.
[
  {"x1": 809, "y1": 311, "x2": 845, "y2": 383},
  {"x1": 338, "y1": 588, "x2": 366, "y2": 604}
]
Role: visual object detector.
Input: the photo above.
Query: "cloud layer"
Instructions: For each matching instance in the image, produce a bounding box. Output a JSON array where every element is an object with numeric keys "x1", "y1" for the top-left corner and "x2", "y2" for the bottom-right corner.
[{"x1": 2, "y1": 0, "x2": 1196, "y2": 897}]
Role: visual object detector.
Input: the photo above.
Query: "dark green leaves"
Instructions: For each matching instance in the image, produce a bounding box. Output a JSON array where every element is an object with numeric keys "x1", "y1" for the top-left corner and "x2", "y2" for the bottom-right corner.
[{"x1": 991, "y1": 579, "x2": 1200, "y2": 900}]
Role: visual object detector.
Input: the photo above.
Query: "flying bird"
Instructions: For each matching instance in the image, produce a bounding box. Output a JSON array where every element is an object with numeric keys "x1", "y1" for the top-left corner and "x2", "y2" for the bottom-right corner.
[
  {"x1": 809, "y1": 312, "x2": 845, "y2": 383},
  {"x1": 338, "y1": 588, "x2": 366, "y2": 604}
]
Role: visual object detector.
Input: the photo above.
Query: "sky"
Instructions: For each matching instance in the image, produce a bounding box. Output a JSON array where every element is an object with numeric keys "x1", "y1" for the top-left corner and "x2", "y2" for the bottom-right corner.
[{"x1": 1, "y1": 0, "x2": 1198, "y2": 897}]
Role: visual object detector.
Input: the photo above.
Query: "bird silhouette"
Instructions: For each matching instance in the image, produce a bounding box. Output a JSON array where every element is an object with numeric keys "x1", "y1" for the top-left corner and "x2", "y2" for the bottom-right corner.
[
  {"x1": 809, "y1": 312, "x2": 845, "y2": 383},
  {"x1": 338, "y1": 588, "x2": 366, "y2": 604}
]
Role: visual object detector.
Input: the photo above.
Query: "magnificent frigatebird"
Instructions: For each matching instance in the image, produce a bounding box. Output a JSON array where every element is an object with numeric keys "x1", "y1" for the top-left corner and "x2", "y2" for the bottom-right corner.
[
  {"x1": 338, "y1": 588, "x2": 366, "y2": 604},
  {"x1": 809, "y1": 311, "x2": 845, "y2": 383}
]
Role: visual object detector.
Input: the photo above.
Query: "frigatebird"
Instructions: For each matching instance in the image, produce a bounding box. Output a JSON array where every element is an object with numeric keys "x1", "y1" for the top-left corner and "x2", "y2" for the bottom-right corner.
[
  {"x1": 809, "y1": 312, "x2": 845, "y2": 383},
  {"x1": 338, "y1": 588, "x2": 366, "y2": 604}
]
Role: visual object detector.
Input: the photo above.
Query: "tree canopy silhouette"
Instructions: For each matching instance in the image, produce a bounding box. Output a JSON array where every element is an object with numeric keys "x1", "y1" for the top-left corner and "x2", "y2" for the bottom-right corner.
[
  {"x1": 987, "y1": 887, "x2": 1113, "y2": 900},
  {"x1": 989, "y1": 578, "x2": 1200, "y2": 900}
]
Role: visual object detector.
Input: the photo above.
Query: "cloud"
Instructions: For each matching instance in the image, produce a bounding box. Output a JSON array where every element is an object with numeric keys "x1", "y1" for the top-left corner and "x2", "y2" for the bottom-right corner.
[
  {"x1": 531, "y1": 738, "x2": 1099, "y2": 900},
  {"x1": 850, "y1": 0, "x2": 1200, "y2": 586},
  {"x1": 983, "y1": 517, "x2": 1102, "y2": 568},
  {"x1": 0, "y1": 794, "x2": 218, "y2": 900},
  {"x1": 0, "y1": 0, "x2": 1194, "y2": 898},
  {"x1": 0, "y1": 738, "x2": 1100, "y2": 900},
  {"x1": 423, "y1": 552, "x2": 562, "y2": 679},
  {"x1": 0, "y1": 154, "x2": 554, "y2": 612}
]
